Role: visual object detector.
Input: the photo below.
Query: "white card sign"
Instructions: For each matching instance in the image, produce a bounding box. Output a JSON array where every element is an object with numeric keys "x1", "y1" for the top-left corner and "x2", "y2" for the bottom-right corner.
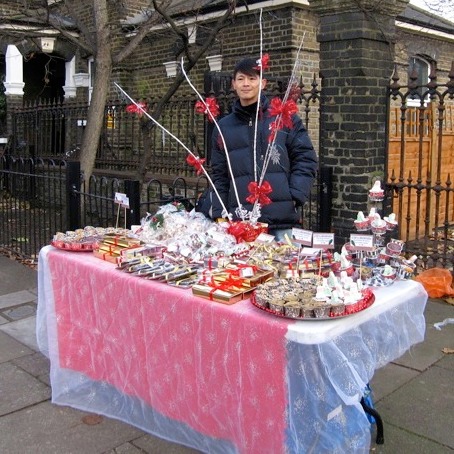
[
  {"x1": 114, "y1": 192, "x2": 130, "y2": 208},
  {"x1": 255, "y1": 232, "x2": 276, "y2": 243},
  {"x1": 312, "y1": 232, "x2": 335, "y2": 249},
  {"x1": 349, "y1": 234, "x2": 374, "y2": 251},
  {"x1": 291, "y1": 228, "x2": 313, "y2": 246}
]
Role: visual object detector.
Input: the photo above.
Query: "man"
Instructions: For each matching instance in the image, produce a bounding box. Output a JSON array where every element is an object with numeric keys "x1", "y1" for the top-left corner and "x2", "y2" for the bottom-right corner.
[{"x1": 208, "y1": 56, "x2": 318, "y2": 240}]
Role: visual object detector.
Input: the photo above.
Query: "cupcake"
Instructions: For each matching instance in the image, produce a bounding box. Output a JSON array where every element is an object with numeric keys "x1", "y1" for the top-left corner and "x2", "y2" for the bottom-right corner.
[
  {"x1": 384, "y1": 213, "x2": 398, "y2": 231},
  {"x1": 339, "y1": 253, "x2": 354, "y2": 276},
  {"x1": 371, "y1": 215, "x2": 387, "y2": 235},
  {"x1": 369, "y1": 181, "x2": 385, "y2": 201},
  {"x1": 354, "y1": 211, "x2": 370, "y2": 231},
  {"x1": 380, "y1": 264, "x2": 397, "y2": 281},
  {"x1": 385, "y1": 240, "x2": 403, "y2": 257},
  {"x1": 284, "y1": 302, "x2": 301, "y2": 318},
  {"x1": 368, "y1": 207, "x2": 379, "y2": 223}
]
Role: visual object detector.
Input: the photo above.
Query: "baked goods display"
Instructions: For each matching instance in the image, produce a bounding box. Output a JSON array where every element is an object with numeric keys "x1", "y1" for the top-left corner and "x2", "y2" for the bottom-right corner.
[{"x1": 48, "y1": 180, "x2": 416, "y2": 319}]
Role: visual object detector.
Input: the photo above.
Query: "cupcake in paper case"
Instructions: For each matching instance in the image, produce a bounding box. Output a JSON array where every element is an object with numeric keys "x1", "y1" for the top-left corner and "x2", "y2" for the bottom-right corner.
[
  {"x1": 314, "y1": 284, "x2": 329, "y2": 301},
  {"x1": 380, "y1": 264, "x2": 397, "y2": 281},
  {"x1": 358, "y1": 265, "x2": 374, "y2": 281},
  {"x1": 302, "y1": 305, "x2": 316, "y2": 318},
  {"x1": 339, "y1": 253, "x2": 355, "y2": 276},
  {"x1": 253, "y1": 289, "x2": 269, "y2": 308},
  {"x1": 313, "y1": 301, "x2": 332, "y2": 318},
  {"x1": 368, "y1": 207, "x2": 379, "y2": 222},
  {"x1": 371, "y1": 215, "x2": 387, "y2": 235},
  {"x1": 369, "y1": 180, "x2": 385, "y2": 201},
  {"x1": 284, "y1": 302, "x2": 301, "y2": 318},
  {"x1": 385, "y1": 240, "x2": 404, "y2": 257},
  {"x1": 330, "y1": 302, "x2": 346, "y2": 317},
  {"x1": 268, "y1": 298, "x2": 285, "y2": 315},
  {"x1": 330, "y1": 290, "x2": 346, "y2": 316},
  {"x1": 354, "y1": 211, "x2": 370, "y2": 231},
  {"x1": 397, "y1": 255, "x2": 417, "y2": 280},
  {"x1": 384, "y1": 213, "x2": 398, "y2": 231}
]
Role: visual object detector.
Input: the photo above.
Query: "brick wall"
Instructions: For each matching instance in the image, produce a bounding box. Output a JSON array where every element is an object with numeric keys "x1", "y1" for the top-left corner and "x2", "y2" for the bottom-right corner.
[{"x1": 313, "y1": 5, "x2": 401, "y2": 244}]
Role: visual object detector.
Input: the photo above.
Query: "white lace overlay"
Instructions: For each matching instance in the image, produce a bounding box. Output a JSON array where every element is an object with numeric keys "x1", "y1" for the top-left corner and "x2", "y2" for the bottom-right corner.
[{"x1": 37, "y1": 246, "x2": 427, "y2": 453}]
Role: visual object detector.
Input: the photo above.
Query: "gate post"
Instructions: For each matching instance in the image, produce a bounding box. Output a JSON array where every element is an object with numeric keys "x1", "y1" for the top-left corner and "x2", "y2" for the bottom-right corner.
[
  {"x1": 319, "y1": 166, "x2": 333, "y2": 232},
  {"x1": 308, "y1": 0, "x2": 409, "y2": 246},
  {"x1": 66, "y1": 161, "x2": 81, "y2": 231},
  {"x1": 125, "y1": 179, "x2": 141, "y2": 228}
]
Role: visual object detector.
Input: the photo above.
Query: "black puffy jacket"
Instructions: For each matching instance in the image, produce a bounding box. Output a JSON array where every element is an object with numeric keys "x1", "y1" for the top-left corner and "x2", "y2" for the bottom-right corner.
[{"x1": 208, "y1": 95, "x2": 318, "y2": 230}]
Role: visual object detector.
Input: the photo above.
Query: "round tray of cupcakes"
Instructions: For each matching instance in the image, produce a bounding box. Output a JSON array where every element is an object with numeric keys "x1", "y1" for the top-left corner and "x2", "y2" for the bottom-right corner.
[{"x1": 251, "y1": 273, "x2": 375, "y2": 320}]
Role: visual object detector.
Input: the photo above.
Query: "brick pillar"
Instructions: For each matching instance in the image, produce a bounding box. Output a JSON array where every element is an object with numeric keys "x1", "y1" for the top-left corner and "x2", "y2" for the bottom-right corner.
[{"x1": 308, "y1": 0, "x2": 409, "y2": 245}]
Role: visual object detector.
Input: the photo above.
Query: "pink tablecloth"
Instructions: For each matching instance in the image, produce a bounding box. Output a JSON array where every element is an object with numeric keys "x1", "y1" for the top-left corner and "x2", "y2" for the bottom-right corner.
[
  {"x1": 37, "y1": 246, "x2": 428, "y2": 453},
  {"x1": 46, "y1": 247, "x2": 292, "y2": 453}
]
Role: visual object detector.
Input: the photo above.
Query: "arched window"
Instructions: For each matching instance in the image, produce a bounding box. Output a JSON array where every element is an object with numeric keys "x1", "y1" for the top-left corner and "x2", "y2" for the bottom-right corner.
[{"x1": 407, "y1": 55, "x2": 431, "y2": 107}]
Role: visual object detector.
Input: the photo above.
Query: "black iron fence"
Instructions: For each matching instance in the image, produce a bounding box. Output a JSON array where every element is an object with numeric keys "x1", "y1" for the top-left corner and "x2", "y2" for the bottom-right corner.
[
  {"x1": 0, "y1": 156, "x2": 330, "y2": 262},
  {"x1": 9, "y1": 74, "x2": 321, "y2": 175},
  {"x1": 386, "y1": 63, "x2": 454, "y2": 270}
]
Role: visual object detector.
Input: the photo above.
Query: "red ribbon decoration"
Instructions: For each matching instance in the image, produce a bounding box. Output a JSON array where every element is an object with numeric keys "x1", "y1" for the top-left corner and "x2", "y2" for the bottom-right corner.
[
  {"x1": 227, "y1": 221, "x2": 268, "y2": 243},
  {"x1": 125, "y1": 102, "x2": 147, "y2": 117},
  {"x1": 269, "y1": 97, "x2": 298, "y2": 129},
  {"x1": 254, "y1": 53, "x2": 270, "y2": 71},
  {"x1": 186, "y1": 155, "x2": 206, "y2": 175},
  {"x1": 246, "y1": 180, "x2": 273, "y2": 206},
  {"x1": 195, "y1": 97, "x2": 220, "y2": 123}
]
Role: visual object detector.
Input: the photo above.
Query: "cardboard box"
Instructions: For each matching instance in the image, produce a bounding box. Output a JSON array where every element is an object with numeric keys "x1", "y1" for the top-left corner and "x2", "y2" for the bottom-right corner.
[
  {"x1": 213, "y1": 268, "x2": 275, "y2": 288},
  {"x1": 192, "y1": 284, "x2": 253, "y2": 305},
  {"x1": 93, "y1": 249, "x2": 120, "y2": 264}
]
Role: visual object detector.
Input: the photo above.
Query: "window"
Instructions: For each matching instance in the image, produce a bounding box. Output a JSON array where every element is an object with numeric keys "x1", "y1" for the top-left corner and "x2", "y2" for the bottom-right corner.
[{"x1": 407, "y1": 56, "x2": 431, "y2": 107}]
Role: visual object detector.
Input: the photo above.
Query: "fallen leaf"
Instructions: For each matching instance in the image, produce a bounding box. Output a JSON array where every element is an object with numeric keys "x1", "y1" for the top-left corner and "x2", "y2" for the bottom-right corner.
[
  {"x1": 444, "y1": 297, "x2": 454, "y2": 306},
  {"x1": 442, "y1": 348, "x2": 454, "y2": 354},
  {"x1": 82, "y1": 414, "x2": 103, "y2": 425}
]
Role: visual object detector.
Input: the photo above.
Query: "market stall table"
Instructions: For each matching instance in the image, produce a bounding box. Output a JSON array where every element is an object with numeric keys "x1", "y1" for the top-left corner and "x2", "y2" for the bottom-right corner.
[{"x1": 36, "y1": 245, "x2": 428, "y2": 453}]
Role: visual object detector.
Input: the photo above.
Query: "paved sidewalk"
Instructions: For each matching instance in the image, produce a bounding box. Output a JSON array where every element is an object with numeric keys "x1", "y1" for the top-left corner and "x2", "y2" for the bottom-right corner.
[{"x1": 0, "y1": 254, "x2": 453, "y2": 453}]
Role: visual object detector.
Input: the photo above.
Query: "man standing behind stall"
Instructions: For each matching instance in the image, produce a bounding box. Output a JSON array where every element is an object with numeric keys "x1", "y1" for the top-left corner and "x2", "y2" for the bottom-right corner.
[{"x1": 207, "y1": 56, "x2": 318, "y2": 241}]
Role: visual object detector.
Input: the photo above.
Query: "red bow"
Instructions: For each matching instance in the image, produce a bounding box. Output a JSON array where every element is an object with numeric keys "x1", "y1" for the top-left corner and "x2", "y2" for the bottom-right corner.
[
  {"x1": 246, "y1": 181, "x2": 273, "y2": 206},
  {"x1": 195, "y1": 97, "x2": 220, "y2": 123},
  {"x1": 269, "y1": 98, "x2": 298, "y2": 128},
  {"x1": 125, "y1": 102, "x2": 147, "y2": 117},
  {"x1": 254, "y1": 53, "x2": 270, "y2": 71},
  {"x1": 186, "y1": 155, "x2": 206, "y2": 175},
  {"x1": 227, "y1": 221, "x2": 268, "y2": 243}
]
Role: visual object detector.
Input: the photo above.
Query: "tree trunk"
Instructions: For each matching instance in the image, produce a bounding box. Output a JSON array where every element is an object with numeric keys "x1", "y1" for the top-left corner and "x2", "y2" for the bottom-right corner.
[{"x1": 79, "y1": 0, "x2": 112, "y2": 184}]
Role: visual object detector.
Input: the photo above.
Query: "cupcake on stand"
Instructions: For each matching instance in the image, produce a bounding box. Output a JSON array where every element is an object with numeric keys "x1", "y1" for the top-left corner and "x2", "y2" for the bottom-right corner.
[
  {"x1": 369, "y1": 180, "x2": 385, "y2": 202},
  {"x1": 384, "y1": 213, "x2": 398, "y2": 231},
  {"x1": 354, "y1": 211, "x2": 370, "y2": 231}
]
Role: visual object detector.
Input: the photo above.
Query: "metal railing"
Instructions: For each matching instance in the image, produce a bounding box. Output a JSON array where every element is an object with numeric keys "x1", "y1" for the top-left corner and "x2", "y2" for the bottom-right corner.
[
  {"x1": 386, "y1": 62, "x2": 454, "y2": 269},
  {"x1": 1, "y1": 156, "x2": 330, "y2": 262}
]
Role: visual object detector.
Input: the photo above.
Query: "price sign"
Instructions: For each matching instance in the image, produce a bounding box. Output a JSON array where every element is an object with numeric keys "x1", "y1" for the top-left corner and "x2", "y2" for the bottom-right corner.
[
  {"x1": 291, "y1": 228, "x2": 313, "y2": 246},
  {"x1": 312, "y1": 232, "x2": 335, "y2": 249},
  {"x1": 349, "y1": 234, "x2": 374, "y2": 251},
  {"x1": 114, "y1": 192, "x2": 130, "y2": 208}
]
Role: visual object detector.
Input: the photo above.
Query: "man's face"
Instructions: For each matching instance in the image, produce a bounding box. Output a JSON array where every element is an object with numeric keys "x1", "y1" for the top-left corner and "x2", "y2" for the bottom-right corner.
[{"x1": 232, "y1": 72, "x2": 267, "y2": 106}]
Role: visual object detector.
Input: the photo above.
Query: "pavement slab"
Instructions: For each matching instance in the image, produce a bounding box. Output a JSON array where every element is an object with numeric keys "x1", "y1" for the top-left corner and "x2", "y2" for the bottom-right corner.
[
  {"x1": 132, "y1": 434, "x2": 202, "y2": 454},
  {"x1": 0, "y1": 361, "x2": 50, "y2": 415},
  {"x1": 0, "y1": 315, "x2": 39, "y2": 351},
  {"x1": 12, "y1": 351, "x2": 50, "y2": 383},
  {"x1": 0, "y1": 330, "x2": 33, "y2": 363},
  {"x1": 0, "y1": 290, "x2": 37, "y2": 310},
  {"x1": 0, "y1": 401, "x2": 146, "y2": 454},
  {"x1": 376, "y1": 365, "x2": 454, "y2": 450},
  {"x1": 392, "y1": 300, "x2": 453, "y2": 371},
  {"x1": 371, "y1": 423, "x2": 454, "y2": 454},
  {"x1": 370, "y1": 362, "x2": 419, "y2": 402},
  {"x1": 0, "y1": 255, "x2": 37, "y2": 294}
]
